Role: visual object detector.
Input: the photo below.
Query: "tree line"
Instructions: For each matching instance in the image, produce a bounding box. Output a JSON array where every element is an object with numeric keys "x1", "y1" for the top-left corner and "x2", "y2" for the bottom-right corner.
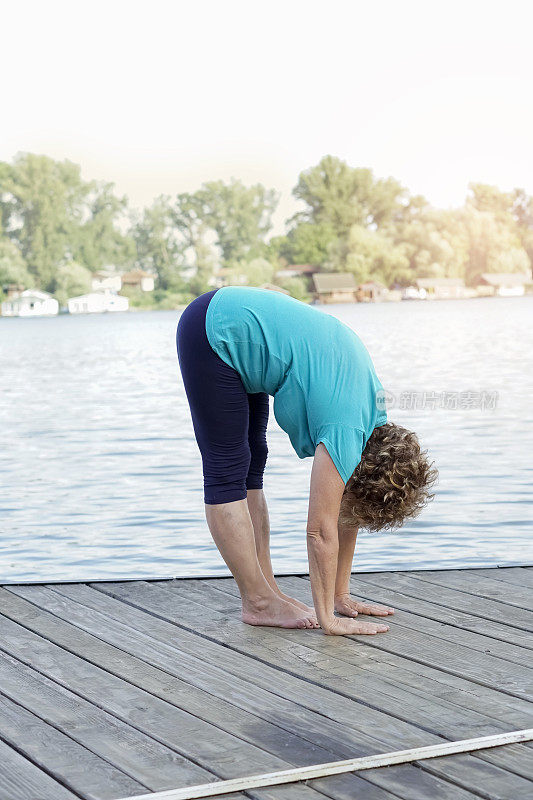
[{"x1": 1, "y1": 152, "x2": 532, "y2": 307}]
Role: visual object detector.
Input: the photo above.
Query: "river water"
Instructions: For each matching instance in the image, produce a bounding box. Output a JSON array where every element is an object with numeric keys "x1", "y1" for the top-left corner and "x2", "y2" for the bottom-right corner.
[{"x1": 1, "y1": 295, "x2": 531, "y2": 582}]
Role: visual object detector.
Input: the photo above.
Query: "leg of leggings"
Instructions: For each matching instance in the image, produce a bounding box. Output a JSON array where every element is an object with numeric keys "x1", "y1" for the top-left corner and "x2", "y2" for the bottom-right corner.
[
  {"x1": 199, "y1": 366, "x2": 251, "y2": 504},
  {"x1": 246, "y1": 392, "x2": 269, "y2": 490},
  {"x1": 177, "y1": 292, "x2": 251, "y2": 505}
]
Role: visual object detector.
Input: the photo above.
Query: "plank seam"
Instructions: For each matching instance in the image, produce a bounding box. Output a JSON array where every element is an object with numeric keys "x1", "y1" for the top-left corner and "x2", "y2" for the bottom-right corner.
[
  {"x1": 470, "y1": 569, "x2": 533, "y2": 589},
  {"x1": 301, "y1": 574, "x2": 533, "y2": 645},
  {"x1": 55, "y1": 584, "x2": 533, "y2": 748},
  {"x1": 343, "y1": 578, "x2": 533, "y2": 653},
  {"x1": 0, "y1": 685, "x2": 154, "y2": 794},
  {"x1": 55, "y1": 584, "x2": 522, "y2": 764},
  {"x1": 388, "y1": 572, "x2": 533, "y2": 612},
  {"x1": 155, "y1": 580, "x2": 533, "y2": 768},
  {"x1": 214, "y1": 575, "x2": 533, "y2": 658},
  {"x1": 1, "y1": 565, "x2": 531, "y2": 587},
  {"x1": 0, "y1": 642, "x2": 293, "y2": 800},
  {"x1": 339, "y1": 574, "x2": 533, "y2": 633},
  {"x1": 0, "y1": 726, "x2": 88, "y2": 800}
]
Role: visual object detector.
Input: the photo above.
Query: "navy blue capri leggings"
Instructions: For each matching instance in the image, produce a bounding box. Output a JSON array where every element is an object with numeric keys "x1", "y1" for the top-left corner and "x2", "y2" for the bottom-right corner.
[{"x1": 176, "y1": 289, "x2": 269, "y2": 505}]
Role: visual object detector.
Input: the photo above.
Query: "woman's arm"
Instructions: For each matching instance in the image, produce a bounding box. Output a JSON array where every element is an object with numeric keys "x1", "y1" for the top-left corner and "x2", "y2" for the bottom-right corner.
[
  {"x1": 307, "y1": 444, "x2": 390, "y2": 635},
  {"x1": 334, "y1": 522, "x2": 394, "y2": 618},
  {"x1": 335, "y1": 523, "x2": 358, "y2": 598}
]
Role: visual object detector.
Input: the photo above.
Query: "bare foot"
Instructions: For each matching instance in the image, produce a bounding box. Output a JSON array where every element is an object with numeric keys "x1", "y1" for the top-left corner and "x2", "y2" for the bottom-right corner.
[
  {"x1": 276, "y1": 592, "x2": 316, "y2": 618},
  {"x1": 266, "y1": 584, "x2": 317, "y2": 621},
  {"x1": 242, "y1": 594, "x2": 319, "y2": 629}
]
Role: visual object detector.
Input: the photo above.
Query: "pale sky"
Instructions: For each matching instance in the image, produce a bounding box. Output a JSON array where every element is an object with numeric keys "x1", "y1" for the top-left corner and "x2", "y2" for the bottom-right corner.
[{"x1": 2, "y1": 0, "x2": 532, "y2": 234}]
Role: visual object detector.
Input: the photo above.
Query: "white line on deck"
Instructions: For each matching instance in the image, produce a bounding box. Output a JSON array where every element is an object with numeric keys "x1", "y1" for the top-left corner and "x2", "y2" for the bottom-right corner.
[{"x1": 115, "y1": 728, "x2": 533, "y2": 800}]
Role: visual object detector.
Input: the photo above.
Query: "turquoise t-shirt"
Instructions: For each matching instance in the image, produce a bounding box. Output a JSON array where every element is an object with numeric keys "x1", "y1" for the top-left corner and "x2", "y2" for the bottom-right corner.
[{"x1": 205, "y1": 286, "x2": 387, "y2": 485}]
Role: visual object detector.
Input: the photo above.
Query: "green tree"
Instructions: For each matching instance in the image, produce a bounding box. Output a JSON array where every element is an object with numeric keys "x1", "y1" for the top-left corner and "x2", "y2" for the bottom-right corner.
[
  {"x1": 0, "y1": 153, "x2": 134, "y2": 291},
  {"x1": 511, "y1": 188, "x2": 533, "y2": 266},
  {"x1": 53, "y1": 261, "x2": 92, "y2": 307},
  {"x1": 269, "y1": 221, "x2": 336, "y2": 267},
  {"x1": 0, "y1": 153, "x2": 89, "y2": 289},
  {"x1": 393, "y1": 208, "x2": 469, "y2": 285},
  {"x1": 173, "y1": 193, "x2": 216, "y2": 295},
  {"x1": 194, "y1": 179, "x2": 279, "y2": 265},
  {"x1": 460, "y1": 205, "x2": 529, "y2": 283},
  {"x1": 133, "y1": 196, "x2": 185, "y2": 291},
  {"x1": 0, "y1": 238, "x2": 31, "y2": 293},
  {"x1": 277, "y1": 276, "x2": 310, "y2": 302},
  {"x1": 292, "y1": 155, "x2": 408, "y2": 235},
  {"x1": 141, "y1": 180, "x2": 279, "y2": 296},
  {"x1": 464, "y1": 183, "x2": 532, "y2": 278},
  {"x1": 329, "y1": 225, "x2": 409, "y2": 285},
  {"x1": 224, "y1": 257, "x2": 275, "y2": 287},
  {"x1": 74, "y1": 182, "x2": 135, "y2": 270}
]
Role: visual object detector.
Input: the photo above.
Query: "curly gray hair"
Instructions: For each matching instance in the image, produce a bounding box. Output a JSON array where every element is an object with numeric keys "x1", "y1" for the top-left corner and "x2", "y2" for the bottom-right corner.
[{"x1": 339, "y1": 422, "x2": 438, "y2": 532}]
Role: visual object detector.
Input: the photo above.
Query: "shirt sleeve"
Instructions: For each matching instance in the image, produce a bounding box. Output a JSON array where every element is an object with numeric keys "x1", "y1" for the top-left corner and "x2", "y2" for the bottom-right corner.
[{"x1": 315, "y1": 424, "x2": 365, "y2": 485}]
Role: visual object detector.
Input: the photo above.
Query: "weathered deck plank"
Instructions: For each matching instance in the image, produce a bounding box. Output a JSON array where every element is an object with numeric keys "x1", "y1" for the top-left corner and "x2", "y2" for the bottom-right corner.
[
  {"x1": 0, "y1": 587, "x2": 470, "y2": 800},
  {"x1": 0, "y1": 691, "x2": 145, "y2": 798},
  {"x1": 209, "y1": 574, "x2": 533, "y2": 738},
  {"x1": 0, "y1": 613, "x2": 325, "y2": 800},
  {"x1": 342, "y1": 573, "x2": 533, "y2": 651},
  {"x1": 398, "y1": 569, "x2": 533, "y2": 610},
  {"x1": 139, "y1": 576, "x2": 533, "y2": 782},
  {"x1": 0, "y1": 738, "x2": 79, "y2": 800},
  {"x1": 86, "y1": 581, "x2": 531, "y2": 791},
  {"x1": 102, "y1": 576, "x2": 533, "y2": 727},
  {"x1": 158, "y1": 576, "x2": 533, "y2": 704},
  {"x1": 0, "y1": 651, "x2": 244, "y2": 797},
  {"x1": 474, "y1": 567, "x2": 533, "y2": 589},
  {"x1": 0, "y1": 567, "x2": 531, "y2": 800},
  {"x1": 338, "y1": 571, "x2": 533, "y2": 633},
  {"x1": 264, "y1": 574, "x2": 533, "y2": 667}
]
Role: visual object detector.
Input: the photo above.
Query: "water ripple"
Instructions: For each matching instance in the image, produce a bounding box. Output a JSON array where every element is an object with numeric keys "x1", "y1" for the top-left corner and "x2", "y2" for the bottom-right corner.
[{"x1": 1, "y1": 297, "x2": 532, "y2": 581}]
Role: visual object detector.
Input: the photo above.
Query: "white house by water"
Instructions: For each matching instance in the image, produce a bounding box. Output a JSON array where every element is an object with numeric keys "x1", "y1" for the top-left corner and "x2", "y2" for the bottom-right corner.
[
  {"x1": 91, "y1": 268, "x2": 123, "y2": 293},
  {"x1": 67, "y1": 290, "x2": 129, "y2": 314},
  {"x1": 1, "y1": 290, "x2": 59, "y2": 317}
]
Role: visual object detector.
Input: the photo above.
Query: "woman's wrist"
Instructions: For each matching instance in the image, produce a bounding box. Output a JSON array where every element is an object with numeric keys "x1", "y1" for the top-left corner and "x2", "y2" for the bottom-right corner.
[
  {"x1": 335, "y1": 524, "x2": 357, "y2": 607},
  {"x1": 321, "y1": 616, "x2": 341, "y2": 635},
  {"x1": 334, "y1": 589, "x2": 350, "y2": 600}
]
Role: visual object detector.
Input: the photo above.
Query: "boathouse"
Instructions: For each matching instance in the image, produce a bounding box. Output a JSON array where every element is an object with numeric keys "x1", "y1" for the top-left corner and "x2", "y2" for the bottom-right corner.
[
  {"x1": 121, "y1": 269, "x2": 155, "y2": 292},
  {"x1": 477, "y1": 272, "x2": 532, "y2": 297},
  {"x1": 67, "y1": 291, "x2": 129, "y2": 314},
  {"x1": 312, "y1": 272, "x2": 358, "y2": 303},
  {"x1": 415, "y1": 277, "x2": 465, "y2": 299}
]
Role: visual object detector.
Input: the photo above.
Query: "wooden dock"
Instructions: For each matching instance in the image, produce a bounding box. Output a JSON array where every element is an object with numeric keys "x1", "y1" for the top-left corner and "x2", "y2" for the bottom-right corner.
[{"x1": 0, "y1": 567, "x2": 532, "y2": 800}]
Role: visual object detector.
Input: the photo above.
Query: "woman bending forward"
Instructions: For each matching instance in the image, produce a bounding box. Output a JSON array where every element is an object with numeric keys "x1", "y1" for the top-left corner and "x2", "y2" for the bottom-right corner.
[{"x1": 176, "y1": 286, "x2": 436, "y2": 636}]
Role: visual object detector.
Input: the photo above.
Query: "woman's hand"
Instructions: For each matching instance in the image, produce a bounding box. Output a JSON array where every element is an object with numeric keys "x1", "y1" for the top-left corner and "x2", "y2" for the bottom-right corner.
[
  {"x1": 323, "y1": 616, "x2": 390, "y2": 636},
  {"x1": 334, "y1": 593, "x2": 394, "y2": 618}
]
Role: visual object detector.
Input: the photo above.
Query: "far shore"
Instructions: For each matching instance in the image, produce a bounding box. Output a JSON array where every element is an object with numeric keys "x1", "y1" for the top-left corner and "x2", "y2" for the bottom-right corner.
[{"x1": 2, "y1": 289, "x2": 531, "y2": 320}]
